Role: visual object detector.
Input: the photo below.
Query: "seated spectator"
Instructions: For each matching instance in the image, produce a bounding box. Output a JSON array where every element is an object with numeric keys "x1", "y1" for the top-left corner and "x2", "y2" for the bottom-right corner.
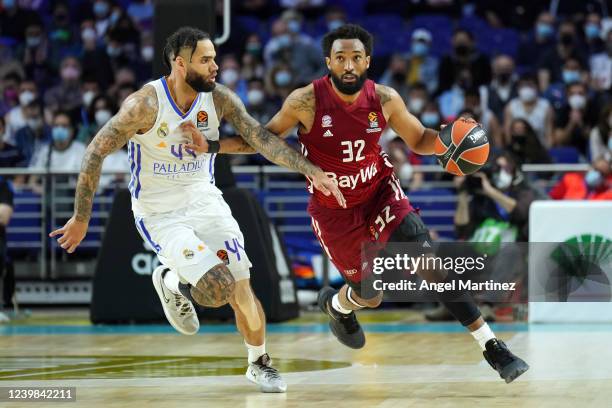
[
  {"x1": 589, "y1": 102, "x2": 611, "y2": 160},
  {"x1": 265, "y1": 62, "x2": 295, "y2": 104},
  {"x1": 517, "y1": 12, "x2": 556, "y2": 70},
  {"x1": 589, "y1": 28, "x2": 611, "y2": 93},
  {"x1": 386, "y1": 136, "x2": 424, "y2": 191},
  {"x1": 406, "y1": 82, "x2": 429, "y2": 118},
  {"x1": 17, "y1": 22, "x2": 55, "y2": 88},
  {"x1": 14, "y1": 98, "x2": 50, "y2": 166},
  {"x1": 219, "y1": 54, "x2": 248, "y2": 103},
  {"x1": 379, "y1": 53, "x2": 410, "y2": 103},
  {"x1": 506, "y1": 118, "x2": 551, "y2": 165},
  {"x1": 241, "y1": 34, "x2": 265, "y2": 81},
  {"x1": 549, "y1": 155, "x2": 612, "y2": 200},
  {"x1": 48, "y1": 2, "x2": 79, "y2": 57},
  {"x1": 483, "y1": 55, "x2": 518, "y2": 122},
  {"x1": 504, "y1": 74, "x2": 554, "y2": 148},
  {"x1": 80, "y1": 19, "x2": 114, "y2": 89},
  {"x1": 583, "y1": 12, "x2": 605, "y2": 56},
  {"x1": 438, "y1": 68, "x2": 472, "y2": 120},
  {"x1": 537, "y1": 20, "x2": 587, "y2": 92},
  {"x1": 553, "y1": 82, "x2": 598, "y2": 154},
  {"x1": 0, "y1": 117, "x2": 25, "y2": 168},
  {"x1": 76, "y1": 94, "x2": 117, "y2": 144},
  {"x1": 405, "y1": 29, "x2": 439, "y2": 94},
  {"x1": 463, "y1": 88, "x2": 503, "y2": 146},
  {"x1": 4, "y1": 79, "x2": 38, "y2": 145},
  {"x1": 0, "y1": 72, "x2": 22, "y2": 116},
  {"x1": 44, "y1": 56, "x2": 83, "y2": 121},
  {"x1": 419, "y1": 100, "x2": 443, "y2": 130},
  {"x1": 0, "y1": 0, "x2": 40, "y2": 41},
  {"x1": 543, "y1": 57, "x2": 588, "y2": 111},
  {"x1": 438, "y1": 29, "x2": 491, "y2": 93}
]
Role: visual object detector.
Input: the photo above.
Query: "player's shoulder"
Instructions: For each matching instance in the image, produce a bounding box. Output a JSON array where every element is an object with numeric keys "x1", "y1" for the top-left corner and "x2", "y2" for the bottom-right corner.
[
  {"x1": 374, "y1": 83, "x2": 400, "y2": 106},
  {"x1": 121, "y1": 84, "x2": 158, "y2": 115},
  {"x1": 284, "y1": 83, "x2": 315, "y2": 113}
]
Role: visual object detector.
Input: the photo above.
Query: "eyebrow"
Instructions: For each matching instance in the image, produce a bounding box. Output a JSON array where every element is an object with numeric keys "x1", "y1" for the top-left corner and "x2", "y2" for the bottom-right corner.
[{"x1": 333, "y1": 50, "x2": 364, "y2": 54}]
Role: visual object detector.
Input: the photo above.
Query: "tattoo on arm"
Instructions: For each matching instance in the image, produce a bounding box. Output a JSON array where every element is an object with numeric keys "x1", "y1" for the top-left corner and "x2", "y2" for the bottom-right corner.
[
  {"x1": 213, "y1": 84, "x2": 321, "y2": 176},
  {"x1": 74, "y1": 86, "x2": 157, "y2": 222},
  {"x1": 285, "y1": 86, "x2": 315, "y2": 116},
  {"x1": 192, "y1": 263, "x2": 236, "y2": 307},
  {"x1": 375, "y1": 84, "x2": 394, "y2": 106}
]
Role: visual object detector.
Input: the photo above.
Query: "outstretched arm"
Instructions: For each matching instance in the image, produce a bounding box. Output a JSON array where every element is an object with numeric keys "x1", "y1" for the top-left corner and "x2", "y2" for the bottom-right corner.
[
  {"x1": 376, "y1": 84, "x2": 437, "y2": 155},
  {"x1": 49, "y1": 86, "x2": 158, "y2": 253}
]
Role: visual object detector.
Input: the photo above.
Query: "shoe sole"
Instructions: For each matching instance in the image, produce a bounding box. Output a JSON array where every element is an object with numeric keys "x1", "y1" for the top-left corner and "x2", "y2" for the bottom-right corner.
[
  {"x1": 245, "y1": 370, "x2": 287, "y2": 393},
  {"x1": 318, "y1": 287, "x2": 366, "y2": 349},
  {"x1": 501, "y1": 359, "x2": 530, "y2": 383},
  {"x1": 152, "y1": 268, "x2": 198, "y2": 336}
]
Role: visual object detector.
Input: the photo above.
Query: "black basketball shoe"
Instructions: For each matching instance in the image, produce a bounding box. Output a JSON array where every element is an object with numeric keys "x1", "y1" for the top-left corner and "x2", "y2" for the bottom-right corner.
[
  {"x1": 483, "y1": 338, "x2": 530, "y2": 383},
  {"x1": 317, "y1": 286, "x2": 365, "y2": 349}
]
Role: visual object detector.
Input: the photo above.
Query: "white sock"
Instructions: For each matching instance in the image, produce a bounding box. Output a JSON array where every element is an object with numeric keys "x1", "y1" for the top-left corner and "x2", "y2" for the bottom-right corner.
[
  {"x1": 470, "y1": 323, "x2": 496, "y2": 351},
  {"x1": 246, "y1": 342, "x2": 266, "y2": 363},
  {"x1": 331, "y1": 293, "x2": 352, "y2": 314},
  {"x1": 162, "y1": 268, "x2": 181, "y2": 295}
]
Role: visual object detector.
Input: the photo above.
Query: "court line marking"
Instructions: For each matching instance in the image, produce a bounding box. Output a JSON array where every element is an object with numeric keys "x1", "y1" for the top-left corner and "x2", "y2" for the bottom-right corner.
[{"x1": 0, "y1": 357, "x2": 190, "y2": 379}]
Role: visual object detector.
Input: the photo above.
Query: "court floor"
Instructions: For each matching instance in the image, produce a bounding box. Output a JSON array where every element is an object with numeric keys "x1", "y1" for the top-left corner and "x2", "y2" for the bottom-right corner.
[{"x1": 1, "y1": 309, "x2": 611, "y2": 408}]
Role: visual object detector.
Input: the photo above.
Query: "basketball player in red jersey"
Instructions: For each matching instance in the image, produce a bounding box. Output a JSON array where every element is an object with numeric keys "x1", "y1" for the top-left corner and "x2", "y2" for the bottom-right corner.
[{"x1": 187, "y1": 24, "x2": 528, "y2": 383}]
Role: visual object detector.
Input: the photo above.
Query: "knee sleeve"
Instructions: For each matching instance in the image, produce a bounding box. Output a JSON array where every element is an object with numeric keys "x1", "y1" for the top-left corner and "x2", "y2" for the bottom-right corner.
[{"x1": 388, "y1": 212, "x2": 433, "y2": 247}]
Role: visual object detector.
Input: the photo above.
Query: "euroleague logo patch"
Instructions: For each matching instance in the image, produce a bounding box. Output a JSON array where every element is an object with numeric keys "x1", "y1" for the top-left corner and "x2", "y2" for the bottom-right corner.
[
  {"x1": 197, "y1": 110, "x2": 208, "y2": 128},
  {"x1": 216, "y1": 249, "x2": 229, "y2": 265},
  {"x1": 367, "y1": 112, "x2": 382, "y2": 133}
]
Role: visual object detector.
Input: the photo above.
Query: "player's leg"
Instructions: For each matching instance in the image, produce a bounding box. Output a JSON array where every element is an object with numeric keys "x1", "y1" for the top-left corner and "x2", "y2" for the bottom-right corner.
[{"x1": 387, "y1": 212, "x2": 529, "y2": 383}]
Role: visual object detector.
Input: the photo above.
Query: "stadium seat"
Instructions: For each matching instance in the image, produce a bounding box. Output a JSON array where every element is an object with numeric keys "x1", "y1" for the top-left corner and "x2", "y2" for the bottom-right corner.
[{"x1": 548, "y1": 146, "x2": 581, "y2": 164}]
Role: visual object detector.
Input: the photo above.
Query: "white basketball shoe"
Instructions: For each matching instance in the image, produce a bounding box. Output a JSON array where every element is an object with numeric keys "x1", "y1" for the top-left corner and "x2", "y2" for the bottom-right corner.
[
  {"x1": 246, "y1": 353, "x2": 287, "y2": 393},
  {"x1": 152, "y1": 266, "x2": 199, "y2": 335}
]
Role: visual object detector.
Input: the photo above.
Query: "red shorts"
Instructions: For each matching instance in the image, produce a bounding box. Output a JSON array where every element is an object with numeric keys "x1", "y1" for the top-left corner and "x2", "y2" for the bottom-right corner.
[{"x1": 308, "y1": 173, "x2": 414, "y2": 284}]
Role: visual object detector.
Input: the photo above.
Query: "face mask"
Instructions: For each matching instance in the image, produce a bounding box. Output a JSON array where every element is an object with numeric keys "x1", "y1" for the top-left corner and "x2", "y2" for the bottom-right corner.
[
  {"x1": 93, "y1": 1, "x2": 109, "y2": 17},
  {"x1": 274, "y1": 70, "x2": 292, "y2": 87},
  {"x1": 246, "y1": 43, "x2": 261, "y2": 55},
  {"x1": 494, "y1": 169, "x2": 513, "y2": 190},
  {"x1": 82, "y1": 90, "x2": 95, "y2": 107},
  {"x1": 421, "y1": 112, "x2": 440, "y2": 127},
  {"x1": 327, "y1": 20, "x2": 344, "y2": 32},
  {"x1": 26, "y1": 36, "x2": 41, "y2": 48},
  {"x1": 26, "y1": 118, "x2": 43, "y2": 130},
  {"x1": 277, "y1": 34, "x2": 291, "y2": 48},
  {"x1": 497, "y1": 72, "x2": 512, "y2": 83},
  {"x1": 408, "y1": 98, "x2": 425, "y2": 114},
  {"x1": 19, "y1": 90, "x2": 36, "y2": 106},
  {"x1": 519, "y1": 86, "x2": 537, "y2": 102},
  {"x1": 560, "y1": 33, "x2": 574, "y2": 46},
  {"x1": 391, "y1": 72, "x2": 405, "y2": 83},
  {"x1": 562, "y1": 70, "x2": 581, "y2": 84},
  {"x1": 61, "y1": 66, "x2": 80, "y2": 81},
  {"x1": 220, "y1": 69, "x2": 239, "y2": 85},
  {"x1": 536, "y1": 23, "x2": 554, "y2": 39},
  {"x1": 81, "y1": 28, "x2": 96, "y2": 42},
  {"x1": 454, "y1": 44, "x2": 470, "y2": 56},
  {"x1": 568, "y1": 94, "x2": 586, "y2": 110},
  {"x1": 512, "y1": 133, "x2": 527, "y2": 144},
  {"x1": 109, "y1": 11, "x2": 121, "y2": 25},
  {"x1": 141, "y1": 46, "x2": 153, "y2": 61},
  {"x1": 411, "y1": 42, "x2": 428, "y2": 56},
  {"x1": 95, "y1": 109, "x2": 112, "y2": 126},
  {"x1": 287, "y1": 20, "x2": 301, "y2": 34},
  {"x1": 585, "y1": 169, "x2": 603, "y2": 188},
  {"x1": 52, "y1": 126, "x2": 71, "y2": 143},
  {"x1": 106, "y1": 45, "x2": 121, "y2": 57},
  {"x1": 247, "y1": 89, "x2": 264, "y2": 106},
  {"x1": 585, "y1": 23, "x2": 600, "y2": 40}
]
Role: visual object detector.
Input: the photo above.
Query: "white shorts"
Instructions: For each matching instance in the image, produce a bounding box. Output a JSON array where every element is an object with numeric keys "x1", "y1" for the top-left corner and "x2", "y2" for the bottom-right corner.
[{"x1": 133, "y1": 195, "x2": 252, "y2": 286}]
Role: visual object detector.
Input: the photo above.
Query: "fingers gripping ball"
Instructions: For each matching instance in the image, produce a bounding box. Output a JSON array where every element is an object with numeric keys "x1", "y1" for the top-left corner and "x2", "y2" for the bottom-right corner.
[{"x1": 435, "y1": 118, "x2": 490, "y2": 176}]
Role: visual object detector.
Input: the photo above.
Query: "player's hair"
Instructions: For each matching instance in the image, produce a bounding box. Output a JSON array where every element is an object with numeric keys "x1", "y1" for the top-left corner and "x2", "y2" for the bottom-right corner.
[
  {"x1": 321, "y1": 24, "x2": 373, "y2": 57},
  {"x1": 163, "y1": 27, "x2": 211, "y2": 70}
]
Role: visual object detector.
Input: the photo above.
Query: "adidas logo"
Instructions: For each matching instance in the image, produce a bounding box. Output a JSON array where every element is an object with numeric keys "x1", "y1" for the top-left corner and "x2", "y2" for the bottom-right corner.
[
  {"x1": 323, "y1": 129, "x2": 334, "y2": 137},
  {"x1": 423, "y1": 241, "x2": 431, "y2": 248}
]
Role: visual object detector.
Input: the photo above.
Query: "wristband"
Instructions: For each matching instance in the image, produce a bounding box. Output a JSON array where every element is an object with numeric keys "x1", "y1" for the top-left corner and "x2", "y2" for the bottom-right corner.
[{"x1": 208, "y1": 140, "x2": 220, "y2": 153}]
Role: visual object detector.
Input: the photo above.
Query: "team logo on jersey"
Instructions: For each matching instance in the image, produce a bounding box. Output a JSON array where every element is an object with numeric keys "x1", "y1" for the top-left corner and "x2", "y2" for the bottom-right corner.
[
  {"x1": 321, "y1": 114, "x2": 333, "y2": 128},
  {"x1": 157, "y1": 122, "x2": 169, "y2": 138},
  {"x1": 197, "y1": 110, "x2": 208, "y2": 128},
  {"x1": 183, "y1": 249, "x2": 194, "y2": 260},
  {"x1": 367, "y1": 112, "x2": 382, "y2": 133},
  {"x1": 323, "y1": 129, "x2": 334, "y2": 137},
  {"x1": 216, "y1": 249, "x2": 230, "y2": 265}
]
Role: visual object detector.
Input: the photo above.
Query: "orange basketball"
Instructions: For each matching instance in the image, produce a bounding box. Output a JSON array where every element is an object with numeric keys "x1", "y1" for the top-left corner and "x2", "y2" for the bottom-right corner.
[{"x1": 435, "y1": 118, "x2": 490, "y2": 176}]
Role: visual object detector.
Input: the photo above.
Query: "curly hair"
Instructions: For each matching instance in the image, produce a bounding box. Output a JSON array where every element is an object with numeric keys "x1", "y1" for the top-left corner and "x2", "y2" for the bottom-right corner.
[{"x1": 321, "y1": 24, "x2": 373, "y2": 57}]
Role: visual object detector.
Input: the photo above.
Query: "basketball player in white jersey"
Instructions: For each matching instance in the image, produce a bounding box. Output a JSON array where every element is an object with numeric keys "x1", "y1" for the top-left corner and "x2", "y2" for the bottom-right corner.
[{"x1": 49, "y1": 27, "x2": 345, "y2": 393}]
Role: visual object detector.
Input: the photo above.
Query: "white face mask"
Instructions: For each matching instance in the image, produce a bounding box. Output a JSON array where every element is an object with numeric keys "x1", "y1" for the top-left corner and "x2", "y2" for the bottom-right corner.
[
  {"x1": 82, "y1": 90, "x2": 96, "y2": 107},
  {"x1": 19, "y1": 90, "x2": 36, "y2": 106},
  {"x1": 494, "y1": 169, "x2": 513, "y2": 190},
  {"x1": 81, "y1": 28, "x2": 96, "y2": 42},
  {"x1": 220, "y1": 69, "x2": 239, "y2": 85},
  {"x1": 568, "y1": 94, "x2": 586, "y2": 110},
  {"x1": 95, "y1": 109, "x2": 112, "y2": 126},
  {"x1": 408, "y1": 98, "x2": 425, "y2": 114},
  {"x1": 518, "y1": 86, "x2": 536, "y2": 102},
  {"x1": 247, "y1": 89, "x2": 264, "y2": 106},
  {"x1": 141, "y1": 46, "x2": 153, "y2": 62}
]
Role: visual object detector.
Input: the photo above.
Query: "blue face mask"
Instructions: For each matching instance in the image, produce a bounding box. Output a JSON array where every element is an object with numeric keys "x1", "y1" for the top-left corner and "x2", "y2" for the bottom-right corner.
[
  {"x1": 287, "y1": 20, "x2": 301, "y2": 34},
  {"x1": 3, "y1": 0, "x2": 15, "y2": 8},
  {"x1": 585, "y1": 23, "x2": 600, "y2": 40},
  {"x1": 277, "y1": 34, "x2": 291, "y2": 48},
  {"x1": 562, "y1": 70, "x2": 581, "y2": 84},
  {"x1": 421, "y1": 112, "x2": 440, "y2": 127},
  {"x1": 327, "y1": 20, "x2": 344, "y2": 32},
  {"x1": 536, "y1": 23, "x2": 554, "y2": 39},
  {"x1": 411, "y1": 42, "x2": 428, "y2": 56},
  {"x1": 274, "y1": 71, "x2": 292, "y2": 87},
  {"x1": 52, "y1": 126, "x2": 71, "y2": 143},
  {"x1": 106, "y1": 45, "x2": 121, "y2": 57},
  {"x1": 585, "y1": 169, "x2": 603, "y2": 188},
  {"x1": 93, "y1": 1, "x2": 109, "y2": 17},
  {"x1": 26, "y1": 36, "x2": 41, "y2": 48}
]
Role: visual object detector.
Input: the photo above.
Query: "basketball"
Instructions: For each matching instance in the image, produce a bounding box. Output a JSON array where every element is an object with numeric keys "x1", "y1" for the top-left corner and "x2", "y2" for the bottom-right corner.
[{"x1": 434, "y1": 118, "x2": 490, "y2": 176}]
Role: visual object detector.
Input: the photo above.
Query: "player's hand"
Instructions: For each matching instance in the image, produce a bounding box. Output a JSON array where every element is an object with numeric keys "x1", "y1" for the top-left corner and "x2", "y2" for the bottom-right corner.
[
  {"x1": 180, "y1": 121, "x2": 209, "y2": 154},
  {"x1": 311, "y1": 170, "x2": 346, "y2": 208},
  {"x1": 49, "y1": 216, "x2": 88, "y2": 254}
]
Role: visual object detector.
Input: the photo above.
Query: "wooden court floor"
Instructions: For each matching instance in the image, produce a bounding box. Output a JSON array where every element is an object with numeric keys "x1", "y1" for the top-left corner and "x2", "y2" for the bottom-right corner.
[{"x1": 1, "y1": 309, "x2": 611, "y2": 408}]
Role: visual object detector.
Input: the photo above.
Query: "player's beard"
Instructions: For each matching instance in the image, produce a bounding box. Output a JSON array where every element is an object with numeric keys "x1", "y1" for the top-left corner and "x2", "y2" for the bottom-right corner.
[
  {"x1": 330, "y1": 71, "x2": 367, "y2": 95},
  {"x1": 185, "y1": 67, "x2": 215, "y2": 93}
]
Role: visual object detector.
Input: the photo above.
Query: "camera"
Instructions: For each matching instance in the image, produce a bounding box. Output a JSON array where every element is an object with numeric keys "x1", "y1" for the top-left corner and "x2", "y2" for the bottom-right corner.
[{"x1": 462, "y1": 161, "x2": 498, "y2": 193}]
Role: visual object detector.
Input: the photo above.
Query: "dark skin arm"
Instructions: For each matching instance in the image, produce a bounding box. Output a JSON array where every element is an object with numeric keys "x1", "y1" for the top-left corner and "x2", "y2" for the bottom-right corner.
[{"x1": 49, "y1": 85, "x2": 158, "y2": 253}]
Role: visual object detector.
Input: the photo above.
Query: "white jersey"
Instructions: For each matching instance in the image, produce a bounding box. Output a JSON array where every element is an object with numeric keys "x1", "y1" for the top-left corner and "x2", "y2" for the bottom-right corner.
[{"x1": 129, "y1": 77, "x2": 221, "y2": 217}]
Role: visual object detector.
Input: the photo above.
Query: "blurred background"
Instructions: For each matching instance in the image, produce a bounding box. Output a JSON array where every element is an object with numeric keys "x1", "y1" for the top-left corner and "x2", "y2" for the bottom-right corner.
[{"x1": 0, "y1": 0, "x2": 610, "y2": 324}]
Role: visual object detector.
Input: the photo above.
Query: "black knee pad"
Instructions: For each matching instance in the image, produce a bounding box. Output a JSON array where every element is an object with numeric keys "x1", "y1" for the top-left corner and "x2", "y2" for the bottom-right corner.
[{"x1": 388, "y1": 212, "x2": 433, "y2": 247}]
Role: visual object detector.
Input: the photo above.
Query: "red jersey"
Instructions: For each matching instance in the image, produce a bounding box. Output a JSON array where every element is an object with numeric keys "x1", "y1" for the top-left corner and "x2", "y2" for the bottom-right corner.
[{"x1": 298, "y1": 76, "x2": 394, "y2": 209}]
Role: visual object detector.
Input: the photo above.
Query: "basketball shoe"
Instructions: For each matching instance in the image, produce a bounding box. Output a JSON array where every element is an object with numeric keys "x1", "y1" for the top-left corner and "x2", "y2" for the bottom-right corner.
[
  {"x1": 152, "y1": 266, "x2": 199, "y2": 335},
  {"x1": 246, "y1": 353, "x2": 287, "y2": 393},
  {"x1": 318, "y1": 286, "x2": 365, "y2": 349},
  {"x1": 483, "y1": 338, "x2": 530, "y2": 383}
]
